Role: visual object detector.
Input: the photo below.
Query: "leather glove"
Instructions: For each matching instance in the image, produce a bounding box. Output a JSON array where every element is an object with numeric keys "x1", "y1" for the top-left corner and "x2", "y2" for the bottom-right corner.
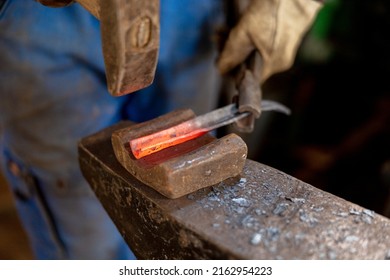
[
  {"x1": 36, "y1": 0, "x2": 74, "y2": 7},
  {"x1": 218, "y1": 0, "x2": 322, "y2": 82}
]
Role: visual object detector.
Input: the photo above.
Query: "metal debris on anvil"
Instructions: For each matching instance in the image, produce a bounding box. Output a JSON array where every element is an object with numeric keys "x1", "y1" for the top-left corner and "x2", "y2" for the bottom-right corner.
[{"x1": 186, "y1": 163, "x2": 385, "y2": 258}]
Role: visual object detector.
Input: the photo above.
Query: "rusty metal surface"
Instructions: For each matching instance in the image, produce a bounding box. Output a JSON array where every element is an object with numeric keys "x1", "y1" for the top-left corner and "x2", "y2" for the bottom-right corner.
[
  {"x1": 78, "y1": 123, "x2": 390, "y2": 259},
  {"x1": 47, "y1": 0, "x2": 160, "y2": 96},
  {"x1": 235, "y1": 52, "x2": 263, "y2": 133},
  {"x1": 100, "y1": 0, "x2": 159, "y2": 95}
]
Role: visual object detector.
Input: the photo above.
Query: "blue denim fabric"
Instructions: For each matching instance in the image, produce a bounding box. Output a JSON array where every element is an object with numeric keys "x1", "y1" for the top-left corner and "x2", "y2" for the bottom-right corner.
[{"x1": 0, "y1": 0, "x2": 224, "y2": 259}]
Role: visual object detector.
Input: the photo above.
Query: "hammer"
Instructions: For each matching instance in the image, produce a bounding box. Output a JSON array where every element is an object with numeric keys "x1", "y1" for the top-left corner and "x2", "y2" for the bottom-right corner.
[{"x1": 38, "y1": 0, "x2": 160, "y2": 96}]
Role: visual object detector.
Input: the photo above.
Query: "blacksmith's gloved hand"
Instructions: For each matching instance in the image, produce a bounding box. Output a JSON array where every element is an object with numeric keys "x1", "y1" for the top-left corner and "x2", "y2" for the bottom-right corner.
[{"x1": 218, "y1": 0, "x2": 322, "y2": 82}]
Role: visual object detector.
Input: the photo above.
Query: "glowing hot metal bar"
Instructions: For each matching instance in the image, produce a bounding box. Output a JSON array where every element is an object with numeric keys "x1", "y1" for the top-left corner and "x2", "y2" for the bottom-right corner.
[{"x1": 130, "y1": 101, "x2": 290, "y2": 159}]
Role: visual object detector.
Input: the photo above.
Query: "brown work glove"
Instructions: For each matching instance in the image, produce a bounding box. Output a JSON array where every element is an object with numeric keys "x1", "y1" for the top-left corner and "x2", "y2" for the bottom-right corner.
[
  {"x1": 36, "y1": 0, "x2": 74, "y2": 7},
  {"x1": 218, "y1": 0, "x2": 322, "y2": 82}
]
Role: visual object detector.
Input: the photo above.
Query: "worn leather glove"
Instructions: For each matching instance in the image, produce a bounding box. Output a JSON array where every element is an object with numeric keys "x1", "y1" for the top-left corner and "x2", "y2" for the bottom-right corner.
[
  {"x1": 218, "y1": 0, "x2": 322, "y2": 82},
  {"x1": 36, "y1": 0, "x2": 74, "y2": 7}
]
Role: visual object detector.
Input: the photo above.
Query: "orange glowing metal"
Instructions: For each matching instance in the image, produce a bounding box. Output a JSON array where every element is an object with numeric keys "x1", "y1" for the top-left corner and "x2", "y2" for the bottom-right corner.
[
  {"x1": 129, "y1": 101, "x2": 290, "y2": 159},
  {"x1": 130, "y1": 121, "x2": 208, "y2": 159},
  {"x1": 129, "y1": 104, "x2": 248, "y2": 159}
]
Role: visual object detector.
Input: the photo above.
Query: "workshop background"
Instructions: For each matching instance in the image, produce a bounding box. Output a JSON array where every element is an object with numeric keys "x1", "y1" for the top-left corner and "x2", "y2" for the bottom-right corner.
[
  {"x1": 1, "y1": 0, "x2": 389, "y2": 259},
  {"x1": 249, "y1": 0, "x2": 390, "y2": 217}
]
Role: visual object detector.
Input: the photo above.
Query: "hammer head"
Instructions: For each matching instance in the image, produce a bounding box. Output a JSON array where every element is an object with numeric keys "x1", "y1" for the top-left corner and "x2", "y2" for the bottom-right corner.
[
  {"x1": 38, "y1": 0, "x2": 160, "y2": 96},
  {"x1": 100, "y1": 0, "x2": 160, "y2": 96}
]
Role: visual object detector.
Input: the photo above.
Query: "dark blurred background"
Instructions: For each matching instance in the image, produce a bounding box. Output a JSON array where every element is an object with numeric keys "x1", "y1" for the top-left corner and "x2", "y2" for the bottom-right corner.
[{"x1": 241, "y1": 0, "x2": 390, "y2": 216}]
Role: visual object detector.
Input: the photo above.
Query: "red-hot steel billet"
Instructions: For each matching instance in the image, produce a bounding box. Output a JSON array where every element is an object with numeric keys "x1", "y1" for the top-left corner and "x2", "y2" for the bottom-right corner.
[
  {"x1": 130, "y1": 101, "x2": 290, "y2": 159},
  {"x1": 130, "y1": 124, "x2": 208, "y2": 159}
]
